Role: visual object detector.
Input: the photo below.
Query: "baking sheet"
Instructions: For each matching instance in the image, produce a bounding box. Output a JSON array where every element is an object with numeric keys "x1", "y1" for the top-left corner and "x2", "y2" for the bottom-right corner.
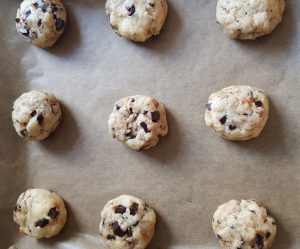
[{"x1": 1, "y1": 0, "x2": 300, "y2": 248}]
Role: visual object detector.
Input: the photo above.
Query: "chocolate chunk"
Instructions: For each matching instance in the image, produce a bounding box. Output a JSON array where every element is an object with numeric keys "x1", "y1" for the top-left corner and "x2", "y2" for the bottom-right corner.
[
  {"x1": 33, "y1": 2, "x2": 38, "y2": 8},
  {"x1": 55, "y1": 18, "x2": 65, "y2": 31},
  {"x1": 266, "y1": 232, "x2": 271, "y2": 239},
  {"x1": 111, "y1": 221, "x2": 126, "y2": 237},
  {"x1": 20, "y1": 129, "x2": 27, "y2": 137},
  {"x1": 129, "y1": 202, "x2": 139, "y2": 215},
  {"x1": 48, "y1": 207, "x2": 59, "y2": 219},
  {"x1": 255, "y1": 101, "x2": 263, "y2": 107},
  {"x1": 15, "y1": 18, "x2": 20, "y2": 23},
  {"x1": 38, "y1": 19, "x2": 42, "y2": 26},
  {"x1": 42, "y1": 7, "x2": 47, "y2": 13},
  {"x1": 140, "y1": 122, "x2": 149, "y2": 133},
  {"x1": 129, "y1": 107, "x2": 133, "y2": 114},
  {"x1": 149, "y1": 3, "x2": 155, "y2": 7},
  {"x1": 131, "y1": 98, "x2": 135, "y2": 102},
  {"x1": 37, "y1": 114, "x2": 44, "y2": 125},
  {"x1": 229, "y1": 125, "x2": 236, "y2": 130},
  {"x1": 219, "y1": 115, "x2": 227, "y2": 125},
  {"x1": 52, "y1": 5, "x2": 57, "y2": 12},
  {"x1": 127, "y1": 227, "x2": 132, "y2": 237},
  {"x1": 151, "y1": 111, "x2": 160, "y2": 122},
  {"x1": 206, "y1": 103, "x2": 211, "y2": 110},
  {"x1": 143, "y1": 111, "x2": 148, "y2": 115},
  {"x1": 19, "y1": 28, "x2": 29, "y2": 36},
  {"x1": 115, "y1": 205, "x2": 126, "y2": 214},
  {"x1": 256, "y1": 234, "x2": 264, "y2": 248},
  {"x1": 125, "y1": 131, "x2": 136, "y2": 139},
  {"x1": 35, "y1": 218, "x2": 49, "y2": 228},
  {"x1": 25, "y1": 10, "x2": 31, "y2": 17},
  {"x1": 116, "y1": 104, "x2": 121, "y2": 110},
  {"x1": 30, "y1": 110, "x2": 37, "y2": 117},
  {"x1": 127, "y1": 5, "x2": 135, "y2": 16},
  {"x1": 107, "y1": 234, "x2": 115, "y2": 240}
]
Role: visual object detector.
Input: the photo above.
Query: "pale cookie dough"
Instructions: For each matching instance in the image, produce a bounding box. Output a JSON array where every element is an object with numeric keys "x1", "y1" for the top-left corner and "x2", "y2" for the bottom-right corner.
[
  {"x1": 16, "y1": 0, "x2": 67, "y2": 48},
  {"x1": 105, "y1": 0, "x2": 168, "y2": 42},
  {"x1": 100, "y1": 195, "x2": 156, "y2": 249},
  {"x1": 212, "y1": 199, "x2": 276, "y2": 249},
  {"x1": 216, "y1": 0, "x2": 285, "y2": 39},
  {"x1": 12, "y1": 90, "x2": 62, "y2": 141},
  {"x1": 108, "y1": 95, "x2": 168, "y2": 150},
  {"x1": 13, "y1": 189, "x2": 67, "y2": 239},
  {"x1": 205, "y1": 85, "x2": 269, "y2": 140}
]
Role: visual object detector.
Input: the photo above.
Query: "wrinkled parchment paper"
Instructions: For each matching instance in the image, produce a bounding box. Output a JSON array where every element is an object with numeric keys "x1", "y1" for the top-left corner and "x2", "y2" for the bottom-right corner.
[{"x1": 1, "y1": 0, "x2": 300, "y2": 248}]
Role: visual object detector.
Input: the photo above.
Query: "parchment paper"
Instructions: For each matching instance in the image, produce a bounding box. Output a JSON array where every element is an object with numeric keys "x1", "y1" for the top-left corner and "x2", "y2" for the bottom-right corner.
[{"x1": 1, "y1": 0, "x2": 300, "y2": 248}]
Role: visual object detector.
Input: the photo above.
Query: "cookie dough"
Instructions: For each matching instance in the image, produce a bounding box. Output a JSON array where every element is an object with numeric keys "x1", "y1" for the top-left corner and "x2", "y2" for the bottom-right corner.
[
  {"x1": 212, "y1": 199, "x2": 276, "y2": 249},
  {"x1": 13, "y1": 189, "x2": 67, "y2": 239},
  {"x1": 108, "y1": 95, "x2": 168, "y2": 150},
  {"x1": 12, "y1": 90, "x2": 62, "y2": 141},
  {"x1": 16, "y1": 0, "x2": 67, "y2": 48},
  {"x1": 105, "y1": 0, "x2": 168, "y2": 42},
  {"x1": 100, "y1": 195, "x2": 156, "y2": 249},
  {"x1": 216, "y1": 0, "x2": 285, "y2": 39},
  {"x1": 205, "y1": 85, "x2": 269, "y2": 140}
]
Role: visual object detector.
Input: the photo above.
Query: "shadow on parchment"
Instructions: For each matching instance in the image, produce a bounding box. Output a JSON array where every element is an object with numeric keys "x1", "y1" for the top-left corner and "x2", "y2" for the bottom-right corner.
[
  {"x1": 235, "y1": 0, "x2": 296, "y2": 54},
  {"x1": 143, "y1": 108, "x2": 182, "y2": 165},
  {"x1": 132, "y1": 3, "x2": 182, "y2": 53},
  {"x1": 41, "y1": 101, "x2": 79, "y2": 153}
]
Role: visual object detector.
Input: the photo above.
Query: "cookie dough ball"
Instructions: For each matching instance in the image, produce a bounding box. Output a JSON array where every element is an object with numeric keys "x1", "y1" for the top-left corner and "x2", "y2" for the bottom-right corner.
[
  {"x1": 16, "y1": 0, "x2": 67, "y2": 48},
  {"x1": 216, "y1": 0, "x2": 285, "y2": 39},
  {"x1": 105, "y1": 0, "x2": 168, "y2": 42},
  {"x1": 13, "y1": 189, "x2": 67, "y2": 239},
  {"x1": 205, "y1": 85, "x2": 269, "y2": 140},
  {"x1": 100, "y1": 195, "x2": 156, "y2": 249},
  {"x1": 12, "y1": 90, "x2": 62, "y2": 141},
  {"x1": 108, "y1": 95, "x2": 168, "y2": 150},
  {"x1": 212, "y1": 199, "x2": 276, "y2": 249}
]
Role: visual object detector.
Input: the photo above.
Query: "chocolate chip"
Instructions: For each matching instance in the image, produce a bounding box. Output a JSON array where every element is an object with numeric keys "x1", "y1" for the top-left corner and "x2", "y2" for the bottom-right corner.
[
  {"x1": 256, "y1": 234, "x2": 264, "y2": 248},
  {"x1": 116, "y1": 104, "x2": 121, "y2": 110},
  {"x1": 132, "y1": 221, "x2": 139, "y2": 227},
  {"x1": 149, "y1": 3, "x2": 155, "y2": 7},
  {"x1": 52, "y1": 5, "x2": 57, "y2": 12},
  {"x1": 217, "y1": 234, "x2": 222, "y2": 239},
  {"x1": 206, "y1": 103, "x2": 211, "y2": 110},
  {"x1": 20, "y1": 129, "x2": 27, "y2": 137},
  {"x1": 129, "y1": 202, "x2": 139, "y2": 215},
  {"x1": 151, "y1": 111, "x2": 160, "y2": 122},
  {"x1": 37, "y1": 114, "x2": 44, "y2": 125},
  {"x1": 35, "y1": 218, "x2": 49, "y2": 227},
  {"x1": 219, "y1": 115, "x2": 227, "y2": 125},
  {"x1": 14, "y1": 204, "x2": 21, "y2": 212},
  {"x1": 249, "y1": 210, "x2": 256, "y2": 214},
  {"x1": 125, "y1": 131, "x2": 136, "y2": 139},
  {"x1": 127, "y1": 5, "x2": 135, "y2": 16},
  {"x1": 42, "y1": 7, "x2": 47, "y2": 13},
  {"x1": 229, "y1": 125, "x2": 236, "y2": 130},
  {"x1": 129, "y1": 107, "x2": 133, "y2": 114},
  {"x1": 140, "y1": 122, "x2": 149, "y2": 133},
  {"x1": 15, "y1": 18, "x2": 20, "y2": 23},
  {"x1": 33, "y1": 2, "x2": 38, "y2": 8},
  {"x1": 111, "y1": 221, "x2": 126, "y2": 237},
  {"x1": 38, "y1": 19, "x2": 42, "y2": 26},
  {"x1": 131, "y1": 98, "x2": 135, "y2": 102},
  {"x1": 143, "y1": 111, "x2": 148, "y2": 115},
  {"x1": 48, "y1": 207, "x2": 59, "y2": 219},
  {"x1": 115, "y1": 205, "x2": 126, "y2": 214},
  {"x1": 266, "y1": 232, "x2": 271, "y2": 239},
  {"x1": 255, "y1": 101, "x2": 263, "y2": 107},
  {"x1": 30, "y1": 110, "x2": 37, "y2": 117},
  {"x1": 25, "y1": 10, "x2": 31, "y2": 17},
  {"x1": 127, "y1": 227, "x2": 132, "y2": 237},
  {"x1": 19, "y1": 28, "x2": 29, "y2": 36},
  {"x1": 107, "y1": 234, "x2": 115, "y2": 240},
  {"x1": 55, "y1": 18, "x2": 65, "y2": 31}
]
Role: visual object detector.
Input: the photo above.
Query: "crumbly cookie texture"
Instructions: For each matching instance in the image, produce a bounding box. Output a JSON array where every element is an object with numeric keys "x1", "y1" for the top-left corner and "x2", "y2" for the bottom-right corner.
[
  {"x1": 105, "y1": 0, "x2": 168, "y2": 42},
  {"x1": 16, "y1": 0, "x2": 67, "y2": 47},
  {"x1": 13, "y1": 189, "x2": 67, "y2": 239},
  {"x1": 108, "y1": 95, "x2": 168, "y2": 150},
  {"x1": 100, "y1": 195, "x2": 156, "y2": 249},
  {"x1": 205, "y1": 85, "x2": 269, "y2": 140},
  {"x1": 216, "y1": 0, "x2": 285, "y2": 39},
  {"x1": 212, "y1": 199, "x2": 276, "y2": 249},
  {"x1": 12, "y1": 90, "x2": 62, "y2": 141}
]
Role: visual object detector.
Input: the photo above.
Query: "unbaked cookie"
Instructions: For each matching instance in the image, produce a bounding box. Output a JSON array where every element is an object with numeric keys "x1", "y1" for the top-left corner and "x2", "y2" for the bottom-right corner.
[
  {"x1": 16, "y1": 0, "x2": 67, "y2": 48},
  {"x1": 100, "y1": 195, "x2": 156, "y2": 249},
  {"x1": 13, "y1": 189, "x2": 67, "y2": 239},
  {"x1": 212, "y1": 199, "x2": 276, "y2": 249},
  {"x1": 205, "y1": 85, "x2": 269, "y2": 140},
  {"x1": 108, "y1": 95, "x2": 168, "y2": 150},
  {"x1": 105, "y1": 0, "x2": 168, "y2": 42},
  {"x1": 216, "y1": 0, "x2": 285, "y2": 39},
  {"x1": 12, "y1": 90, "x2": 62, "y2": 141}
]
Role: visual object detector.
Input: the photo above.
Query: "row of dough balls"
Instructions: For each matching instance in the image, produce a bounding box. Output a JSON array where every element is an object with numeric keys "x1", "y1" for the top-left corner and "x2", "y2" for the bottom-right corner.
[
  {"x1": 15, "y1": 0, "x2": 286, "y2": 48},
  {"x1": 12, "y1": 86, "x2": 269, "y2": 149},
  {"x1": 13, "y1": 189, "x2": 277, "y2": 249}
]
